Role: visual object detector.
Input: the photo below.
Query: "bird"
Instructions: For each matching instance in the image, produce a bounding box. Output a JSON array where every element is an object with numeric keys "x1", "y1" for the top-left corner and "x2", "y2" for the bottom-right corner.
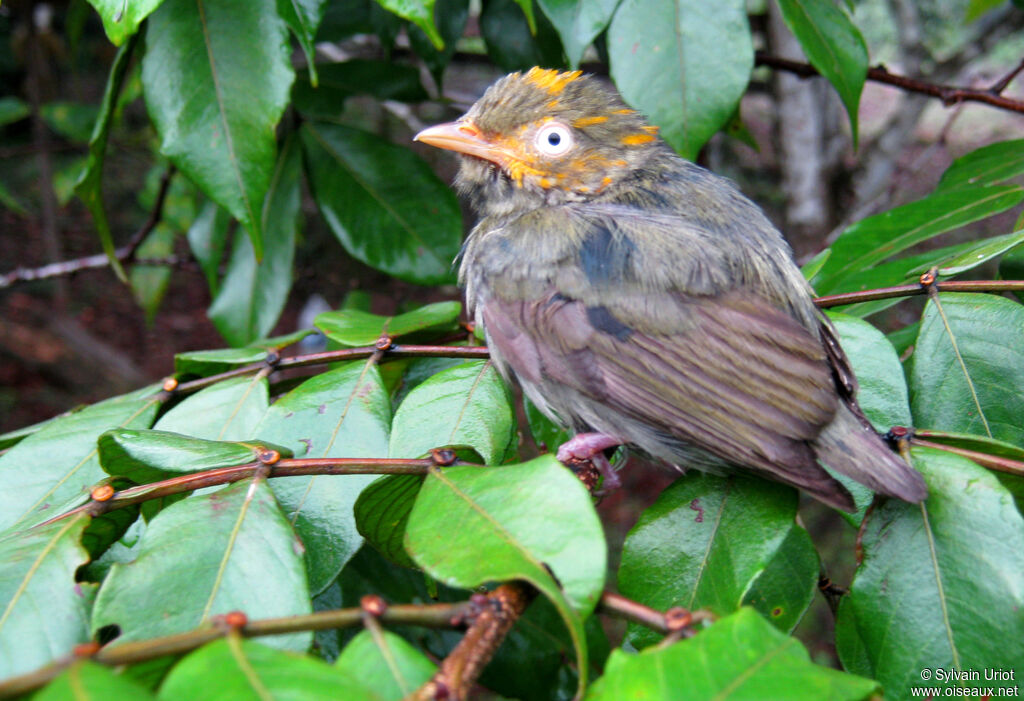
[{"x1": 414, "y1": 67, "x2": 927, "y2": 511}]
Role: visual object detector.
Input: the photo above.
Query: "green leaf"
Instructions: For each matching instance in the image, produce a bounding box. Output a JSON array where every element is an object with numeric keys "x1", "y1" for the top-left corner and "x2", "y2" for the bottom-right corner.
[
  {"x1": 618, "y1": 474, "x2": 817, "y2": 648},
  {"x1": 0, "y1": 179, "x2": 30, "y2": 217},
  {"x1": 0, "y1": 413, "x2": 62, "y2": 451},
  {"x1": 185, "y1": 201, "x2": 231, "y2": 296},
  {"x1": 130, "y1": 223, "x2": 176, "y2": 324},
  {"x1": 155, "y1": 375, "x2": 269, "y2": 442},
  {"x1": 607, "y1": 0, "x2": 753, "y2": 159},
  {"x1": 802, "y1": 247, "x2": 831, "y2": 281},
  {"x1": 208, "y1": 134, "x2": 301, "y2": 347},
  {"x1": 390, "y1": 360, "x2": 515, "y2": 463},
  {"x1": 377, "y1": 0, "x2": 444, "y2": 48},
  {"x1": 937, "y1": 139, "x2": 1024, "y2": 191},
  {"x1": 98, "y1": 428, "x2": 291, "y2": 483},
  {"x1": 40, "y1": 101, "x2": 100, "y2": 143},
  {"x1": 255, "y1": 361, "x2": 392, "y2": 594},
  {"x1": 277, "y1": 0, "x2": 329, "y2": 86},
  {"x1": 967, "y1": 0, "x2": 1014, "y2": 22},
  {"x1": 408, "y1": 0, "x2": 469, "y2": 85},
  {"x1": 0, "y1": 391, "x2": 160, "y2": 532},
  {"x1": 315, "y1": 301, "x2": 461, "y2": 346},
  {"x1": 910, "y1": 293, "x2": 1024, "y2": 446},
  {"x1": 301, "y1": 121, "x2": 462, "y2": 285},
  {"x1": 173, "y1": 330, "x2": 313, "y2": 376},
  {"x1": 92, "y1": 479, "x2": 311, "y2": 651},
  {"x1": 835, "y1": 448, "x2": 1024, "y2": 695},
  {"x1": 353, "y1": 474, "x2": 422, "y2": 568},
  {"x1": 906, "y1": 227, "x2": 1024, "y2": 277},
  {"x1": 774, "y1": 0, "x2": 867, "y2": 146},
  {"x1": 334, "y1": 629, "x2": 436, "y2": 698},
  {"x1": 158, "y1": 637, "x2": 352, "y2": 699},
  {"x1": 0, "y1": 515, "x2": 91, "y2": 680},
  {"x1": 0, "y1": 96, "x2": 30, "y2": 127},
  {"x1": 85, "y1": 0, "x2": 165, "y2": 45},
  {"x1": 142, "y1": 0, "x2": 295, "y2": 258},
  {"x1": 538, "y1": 0, "x2": 619, "y2": 67},
  {"x1": 811, "y1": 185, "x2": 1024, "y2": 295},
  {"x1": 34, "y1": 661, "x2": 156, "y2": 701},
  {"x1": 405, "y1": 456, "x2": 607, "y2": 693},
  {"x1": 524, "y1": 395, "x2": 570, "y2": 453},
  {"x1": 292, "y1": 60, "x2": 428, "y2": 120},
  {"x1": 588, "y1": 608, "x2": 880, "y2": 700},
  {"x1": 914, "y1": 429, "x2": 1024, "y2": 462},
  {"x1": 480, "y1": 0, "x2": 564, "y2": 71},
  {"x1": 74, "y1": 34, "x2": 139, "y2": 282}
]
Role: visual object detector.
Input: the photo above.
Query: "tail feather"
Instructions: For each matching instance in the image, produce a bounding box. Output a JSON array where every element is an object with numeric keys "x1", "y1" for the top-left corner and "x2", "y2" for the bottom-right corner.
[{"x1": 814, "y1": 407, "x2": 928, "y2": 503}]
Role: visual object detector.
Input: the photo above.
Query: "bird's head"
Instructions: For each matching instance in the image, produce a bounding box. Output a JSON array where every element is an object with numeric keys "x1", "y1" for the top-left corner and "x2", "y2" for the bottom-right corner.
[{"x1": 415, "y1": 68, "x2": 669, "y2": 217}]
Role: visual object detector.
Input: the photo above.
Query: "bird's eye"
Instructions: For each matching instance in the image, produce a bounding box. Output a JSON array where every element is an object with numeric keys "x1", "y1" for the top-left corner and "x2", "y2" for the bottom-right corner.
[{"x1": 535, "y1": 123, "x2": 574, "y2": 157}]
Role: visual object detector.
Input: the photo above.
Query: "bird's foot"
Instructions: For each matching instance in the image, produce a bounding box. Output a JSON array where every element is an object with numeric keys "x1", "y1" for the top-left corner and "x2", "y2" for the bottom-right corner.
[{"x1": 556, "y1": 433, "x2": 623, "y2": 491}]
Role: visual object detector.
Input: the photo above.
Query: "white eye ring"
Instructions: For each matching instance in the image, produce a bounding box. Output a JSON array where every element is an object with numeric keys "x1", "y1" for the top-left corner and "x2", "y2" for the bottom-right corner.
[{"x1": 535, "y1": 122, "x2": 574, "y2": 157}]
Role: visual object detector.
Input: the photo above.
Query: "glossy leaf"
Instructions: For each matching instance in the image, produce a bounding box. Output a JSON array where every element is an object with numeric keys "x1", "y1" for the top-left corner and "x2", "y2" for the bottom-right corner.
[
  {"x1": 937, "y1": 138, "x2": 1024, "y2": 191},
  {"x1": 34, "y1": 660, "x2": 156, "y2": 701},
  {"x1": 129, "y1": 223, "x2": 176, "y2": 324},
  {"x1": 608, "y1": 0, "x2": 752, "y2": 159},
  {"x1": 405, "y1": 456, "x2": 607, "y2": 692},
  {"x1": 480, "y1": 0, "x2": 564, "y2": 71},
  {"x1": 315, "y1": 300, "x2": 461, "y2": 346},
  {"x1": 0, "y1": 96, "x2": 29, "y2": 126},
  {"x1": 378, "y1": 0, "x2": 443, "y2": 48},
  {"x1": 85, "y1": 0, "x2": 165, "y2": 45},
  {"x1": 0, "y1": 413, "x2": 62, "y2": 451},
  {"x1": 255, "y1": 361, "x2": 392, "y2": 594},
  {"x1": 390, "y1": 360, "x2": 515, "y2": 463},
  {"x1": 41, "y1": 102, "x2": 100, "y2": 143},
  {"x1": 292, "y1": 60, "x2": 428, "y2": 120},
  {"x1": 74, "y1": 34, "x2": 139, "y2": 282},
  {"x1": 158, "y1": 637, "x2": 350, "y2": 699},
  {"x1": 185, "y1": 201, "x2": 231, "y2": 296},
  {"x1": 408, "y1": 0, "x2": 469, "y2": 84},
  {"x1": 334, "y1": 629, "x2": 436, "y2": 698},
  {"x1": 0, "y1": 390, "x2": 160, "y2": 532},
  {"x1": 92, "y1": 479, "x2": 311, "y2": 651},
  {"x1": 155, "y1": 375, "x2": 269, "y2": 442},
  {"x1": 142, "y1": 0, "x2": 295, "y2": 257},
  {"x1": 277, "y1": 0, "x2": 329, "y2": 85},
  {"x1": 835, "y1": 448, "x2": 1024, "y2": 696},
  {"x1": 910, "y1": 293, "x2": 1024, "y2": 447},
  {"x1": 619, "y1": 473, "x2": 818, "y2": 648},
  {"x1": 524, "y1": 395, "x2": 570, "y2": 453},
  {"x1": 353, "y1": 474, "x2": 422, "y2": 568},
  {"x1": 98, "y1": 428, "x2": 291, "y2": 483},
  {"x1": 812, "y1": 185, "x2": 1024, "y2": 294},
  {"x1": 588, "y1": 608, "x2": 880, "y2": 700},
  {"x1": 775, "y1": 0, "x2": 867, "y2": 145},
  {"x1": 208, "y1": 134, "x2": 301, "y2": 347},
  {"x1": 173, "y1": 330, "x2": 313, "y2": 376},
  {"x1": 538, "y1": 0, "x2": 619, "y2": 67},
  {"x1": 301, "y1": 121, "x2": 461, "y2": 285},
  {"x1": 908, "y1": 227, "x2": 1024, "y2": 276},
  {"x1": 0, "y1": 515, "x2": 91, "y2": 681}
]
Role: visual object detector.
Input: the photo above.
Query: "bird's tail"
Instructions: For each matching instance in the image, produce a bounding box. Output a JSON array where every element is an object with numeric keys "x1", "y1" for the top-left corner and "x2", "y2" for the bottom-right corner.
[{"x1": 814, "y1": 406, "x2": 928, "y2": 503}]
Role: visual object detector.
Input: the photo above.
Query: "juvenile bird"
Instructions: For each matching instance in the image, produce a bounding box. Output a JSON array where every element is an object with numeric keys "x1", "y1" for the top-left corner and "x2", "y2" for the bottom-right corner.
[{"x1": 415, "y1": 68, "x2": 927, "y2": 511}]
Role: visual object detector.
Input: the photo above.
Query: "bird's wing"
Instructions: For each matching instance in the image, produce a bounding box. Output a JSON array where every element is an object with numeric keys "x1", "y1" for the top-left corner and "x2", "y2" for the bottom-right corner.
[{"x1": 470, "y1": 205, "x2": 851, "y2": 502}]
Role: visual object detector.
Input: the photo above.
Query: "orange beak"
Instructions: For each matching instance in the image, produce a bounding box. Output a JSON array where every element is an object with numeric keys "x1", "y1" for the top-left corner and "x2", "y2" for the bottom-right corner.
[{"x1": 414, "y1": 121, "x2": 512, "y2": 168}]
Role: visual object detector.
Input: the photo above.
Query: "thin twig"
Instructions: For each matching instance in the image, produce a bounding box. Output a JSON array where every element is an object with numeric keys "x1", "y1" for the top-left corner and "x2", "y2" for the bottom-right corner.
[
  {"x1": 756, "y1": 52, "x2": 1024, "y2": 114},
  {"x1": 813, "y1": 280, "x2": 1024, "y2": 309}
]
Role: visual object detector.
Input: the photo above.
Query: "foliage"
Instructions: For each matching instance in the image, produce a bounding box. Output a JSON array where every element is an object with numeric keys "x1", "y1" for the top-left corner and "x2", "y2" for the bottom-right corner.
[{"x1": 1, "y1": 0, "x2": 1024, "y2": 699}]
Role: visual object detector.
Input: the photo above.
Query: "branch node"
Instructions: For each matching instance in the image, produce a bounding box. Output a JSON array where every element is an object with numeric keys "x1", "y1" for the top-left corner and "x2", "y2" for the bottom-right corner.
[
  {"x1": 90, "y1": 485, "x2": 115, "y2": 502},
  {"x1": 663, "y1": 607, "x2": 693, "y2": 632},
  {"x1": 375, "y1": 335, "x2": 394, "y2": 351},
  {"x1": 256, "y1": 449, "x2": 281, "y2": 466},
  {"x1": 72, "y1": 642, "x2": 102, "y2": 658},
  {"x1": 264, "y1": 350, "x2": 281, "y2": 366},
  {"x1": 213, "y1": 611, "x2": 249, "y2": 633},
  {"x1": 161, "y1": 377, "x2": 179, "y2": 392},
  {"x1": 360, "y1": 594, "x2": 388, "y2": 618},
  {"x1": 430, "y1": 448, "x2": 457, "y2": 466},
  {"x1": 918, "y1": 268, "x2": 938, "y2": 289}
]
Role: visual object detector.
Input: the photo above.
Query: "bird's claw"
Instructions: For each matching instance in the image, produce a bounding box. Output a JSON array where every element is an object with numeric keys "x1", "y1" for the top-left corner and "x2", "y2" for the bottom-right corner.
[{"x1": 556, "y1": 432, "x2": 623, "y2": 491}]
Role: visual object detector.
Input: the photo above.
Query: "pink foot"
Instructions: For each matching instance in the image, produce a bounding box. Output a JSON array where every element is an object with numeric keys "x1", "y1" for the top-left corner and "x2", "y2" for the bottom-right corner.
[{"x1": 556, "y1": 432, "x2": 623, "y2": 490}]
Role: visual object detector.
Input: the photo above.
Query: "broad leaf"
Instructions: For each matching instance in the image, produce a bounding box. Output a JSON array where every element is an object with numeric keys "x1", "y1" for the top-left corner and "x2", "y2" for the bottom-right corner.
[
  {"x1": 910, "y1": 293, "x2": 1024, "y2": 447},
  {"x1": 937, "y1": 138, "x2": 1024, "y2": 191},
  {"x1": 619, "y1": 474, "x2": 818, "y2": 648},
  {"x1": 208, "y1": 134, "x2": 301, "y2": 346},
  {"x1": 142, "y1": 0, "x2": 295, "y2": 257},
  {"x1": 405, "y1": 456, "x2": 607, "y2": 693},
  {"x1": 334, "y1": 629, "x2": 436, "y2": 699},
  {"x1": 315, "y1": 301, "x2": 461, "y2": 346},
  {"x1": 389, "y1": 360, "x2": 515, "y2": 463},
  {"x1": 0, "y1": 515, "x2": 91, "y2": 680},
  {"x1": 353, "y1": 474, "x2": 422, "y2": 568},
  {"x1": 480, "y1": 0, "x2": 564, "y2": 72},
  {"x1": 301, "y1": 121, "x2": 462, "y2": 285},
  {"x1": 0, "y1": 391, "x2": 160, "y2": 532},
  {"x1": 255, "y1": 361, "x2": 392, "y2": 594},
  {"x1": 173, "y1": 330, "x2": 313, "y2": 376},
  {"x1": 157, "y1": 637, "x2": 349, "y2": 699},
  {"x1": 608, "y1": 0, "x2": 753, "y2": 159},
  {"x1": 155, "y1": 375, "x2": 269, "y2": 442},
  {"x1": 129, "y1": 223, "x2": 176, "y2": 324},
  {"x1": 588, "y1": 608, "x2": 880, "y2": 700},
  {"x1": 775, "y1": 0, "x2": 867, "y2": 145},
  {"x1": 34, "y1": 661, "x2": 155, "y2": 701},
  {"x1": 85, "y1": 0, "x2": 165, "y2": 45},
  {"x1": 292, "y1": 60, "x2": 428, "y2": 120},
  {"x1": 408, "y1": 0, "x2": 469, "y2": 84},
  {"x1": 92, "y1": 479, "x2": 311, "y2": 651},
  {"x1": 185, "y1": 201, "x2": 231, "y2": 297},
  {"x1": 835, "y1": 448, "x2": 1024, "y2": 696},
  {"x1": 538, "y1": 0, "x2": 619, "y2": 67},
  {"x1": 277, "y1": 0, "x2": 329, "y2": 85},
  {"x1": 377, "y1": 0, "x2": 443, "y2": 48}
]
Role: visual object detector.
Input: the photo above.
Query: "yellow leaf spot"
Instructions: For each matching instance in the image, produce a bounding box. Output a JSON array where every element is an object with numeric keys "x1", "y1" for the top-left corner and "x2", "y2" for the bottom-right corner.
[
  {"x1": 524, "y1": 67, "x2": 583, "y2": 95},
  {"x1": 572, "y1": 115, "x2": 609, "y2": 127}
]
